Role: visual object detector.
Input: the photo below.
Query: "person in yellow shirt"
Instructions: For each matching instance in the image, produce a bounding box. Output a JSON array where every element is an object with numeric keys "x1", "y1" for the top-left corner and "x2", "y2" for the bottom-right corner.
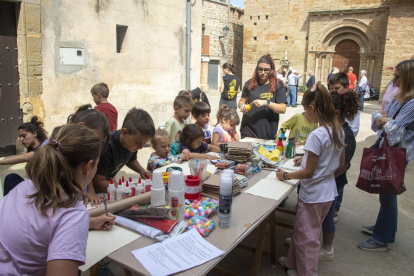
[{"x1": 276, "y1": 112, "x2": 318, "y2": 145}]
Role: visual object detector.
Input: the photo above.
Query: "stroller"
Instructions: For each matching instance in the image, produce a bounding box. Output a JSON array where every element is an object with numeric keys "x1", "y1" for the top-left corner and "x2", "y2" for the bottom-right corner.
[{"x1": 364, "y1": 82, "x2": 379, "y2": 101}]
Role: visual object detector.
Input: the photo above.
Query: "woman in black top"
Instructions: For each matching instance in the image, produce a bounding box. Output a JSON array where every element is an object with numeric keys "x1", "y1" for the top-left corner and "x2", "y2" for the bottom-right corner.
[
  {"x1": 238, "y1": 54, "x2": 287, "y2": 139},
  {"x1": 220, "y1": 63, "x2": 241, "y2": 108}
]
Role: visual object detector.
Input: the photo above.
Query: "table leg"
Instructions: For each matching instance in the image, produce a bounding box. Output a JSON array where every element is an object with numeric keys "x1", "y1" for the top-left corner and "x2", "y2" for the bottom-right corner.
[
  {"x1": 90, "y1": 262, "x2": 99, "y2": 276},
  {"x1": 269, "y1": 210, "x2": 276, "y2": 265},
  {"x1": 212, "y1": 266, "x2": 240, "y2": 276},
  {"x1": 124, "y1": 268, "x2": 133, "y2": 276},
  {"x1": 250, "y1": 217, "x2": 269, "y2": 276}
]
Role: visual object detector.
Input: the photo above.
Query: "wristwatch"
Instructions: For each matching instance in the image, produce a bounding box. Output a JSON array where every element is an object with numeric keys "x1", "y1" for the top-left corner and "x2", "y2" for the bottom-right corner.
[{"x1": 266, "y1": 99, "x2": 271, "y2": 106}]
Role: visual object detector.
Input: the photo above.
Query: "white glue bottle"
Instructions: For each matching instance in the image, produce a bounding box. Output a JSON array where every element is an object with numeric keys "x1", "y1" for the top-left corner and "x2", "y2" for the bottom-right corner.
[
  {"x1": 169, "y1": 171, "x2": 185, "y2": 220},
  {"x1": 151, "y1": 171, "x2": 166, "y2": 207},
  {"x1": 121, "y1": 176, "x2": 126, "y2": 187},
  {"x1": 129, "y1": 177, "x2": 136, "y2": 196},
  {"x1": 219, "y1": 175, "x2": 233, "y2": 229},
  {"x1": 136, "y1": 178, "x2": 144, "y2": 195},
  {"x1": 107, "y1": 178, "x2": 116, "y2": 202},
  {"x1": 116, "y1": 179, "x2": 124, "y2": 201},
  {"x1": 123, "y1": 181, "x2": 132, "y2": 199},
  {"x1": 144, "y1": 175, "x2": 152, "y2": 193},
  {"x1": 282, "y1": 136, "x2": 288, "y2": 157}
]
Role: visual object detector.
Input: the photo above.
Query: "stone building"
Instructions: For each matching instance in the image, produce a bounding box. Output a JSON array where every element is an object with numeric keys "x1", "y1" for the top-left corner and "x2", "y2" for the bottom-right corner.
[
  {"x1": 0, "y1": 0, "x2": 202, "y2": 155},
  {"x1": 200, "y1": 0, "x2": 244, "y2": 92},
  {"x1": 242, "y1": 0, "x2": 414, "y2": 95}
]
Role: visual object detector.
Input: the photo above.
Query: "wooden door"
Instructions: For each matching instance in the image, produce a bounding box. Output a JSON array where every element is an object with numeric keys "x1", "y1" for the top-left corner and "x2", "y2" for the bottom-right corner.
[
  {"x1": 0, "y1": 2, "x2": 23, "y2": 156},
  {"x1": 332, "y1": 40, "x2": 360, "y2": 75}
]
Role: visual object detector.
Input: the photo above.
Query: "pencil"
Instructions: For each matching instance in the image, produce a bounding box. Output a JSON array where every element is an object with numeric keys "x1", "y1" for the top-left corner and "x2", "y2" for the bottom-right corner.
[
  {"x1": 294, "y1": 156, "x2": 303, "y2": 166},
  {"x1": 103, "y1": 192, "x2": 110, "y2": 227}
]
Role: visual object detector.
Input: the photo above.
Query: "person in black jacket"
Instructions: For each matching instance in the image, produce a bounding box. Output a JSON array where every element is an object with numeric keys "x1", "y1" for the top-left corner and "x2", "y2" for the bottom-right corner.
[{"x1": 306, "y1": 71, "x2": 315, "y2": 89}]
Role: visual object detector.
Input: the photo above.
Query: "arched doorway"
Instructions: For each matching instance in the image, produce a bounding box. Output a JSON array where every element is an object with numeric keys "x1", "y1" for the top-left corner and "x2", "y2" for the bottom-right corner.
[{"x1": 332, "y1": 40, "x2": 360, "y2": 74}]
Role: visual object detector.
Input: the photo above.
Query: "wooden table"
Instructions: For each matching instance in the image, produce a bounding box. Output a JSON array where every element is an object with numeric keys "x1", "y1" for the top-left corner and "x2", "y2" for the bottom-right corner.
[{"x1": 103, "y1": 169, "x2": 299, "y2": 276}]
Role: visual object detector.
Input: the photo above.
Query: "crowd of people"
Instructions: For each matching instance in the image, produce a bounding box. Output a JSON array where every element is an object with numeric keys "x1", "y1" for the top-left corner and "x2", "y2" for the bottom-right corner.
[{"x1": 0, "y1": 54, "x2": 413, "y2": 276}]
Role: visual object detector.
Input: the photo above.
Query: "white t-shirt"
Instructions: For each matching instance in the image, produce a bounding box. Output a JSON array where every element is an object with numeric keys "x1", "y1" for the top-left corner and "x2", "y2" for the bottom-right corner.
[
  {"x1": 203, "y1": 124, "x2": 213, "y2": 144},
  {"x1": 299, "y1": 127, "x2": 343, "y2": 203},
  {"x1": 345, "y1": 111, "x2": 360, "y2": 137}
]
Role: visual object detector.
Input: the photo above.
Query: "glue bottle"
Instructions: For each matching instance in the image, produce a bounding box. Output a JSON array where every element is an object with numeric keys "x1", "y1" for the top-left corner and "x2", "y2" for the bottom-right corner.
[
  {"x1": 129, "y1": 177, "x2": 136, "y2": 196},
  {"x1": 282, "y1": 136, "x2": 288, "y2": 156},
  {"x1": 245, "y1": 104, "x2": 252, "y2": 112},
  {"x1": 277, "y1": 137, "x2": 284, "y2": 156},
  {"x1": 144, "y1": 175, "x2": 152, "y2": 193},
  {"x1": 116, "y1": 179, "x2": 124, "y2": 201},
  {"x1": 123, "y1": 181, "x2": 132, "y2": 199},
  {"x1": 107, "y1": 178, "x2": 116, "y2": 202},
  {"x1": 280, "y1": 129, "x2": 286, "y2": 139},
  {"x1": 169, "y1": 171, "x2": 185, "y2": 220},
  {"x1": 121, "y1": 176, "x2": 126, "y2": 187},
  {"x1": 219, "y1": 175, "x2": 233, "y2": 229},
  {"x1": 151, "y1": 171, "x2": 166, "y2": 207},
  {"x1": 286, "y1": 138, "x2": 295, "y2": 159},
  {"x1": 222, "y1": 169, "x2": 234, "y2": 215},
  {"x1": 136, "y1": 178, "x2": 144, "y2": 195}
]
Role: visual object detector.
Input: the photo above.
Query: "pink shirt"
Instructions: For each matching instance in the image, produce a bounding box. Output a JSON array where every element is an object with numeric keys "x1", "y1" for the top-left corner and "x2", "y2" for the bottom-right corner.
[
  {"x1": 382, "y1": 82, "x2": 399, "y2": 109},
  {"x1": 0, "y1": 180, "x2": 89, "y2": 276}
]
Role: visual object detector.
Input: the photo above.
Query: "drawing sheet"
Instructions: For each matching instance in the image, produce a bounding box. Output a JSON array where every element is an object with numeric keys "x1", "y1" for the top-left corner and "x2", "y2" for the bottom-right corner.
[
  {"x1": 280, "y1": 159, "x2": 301, "y2": 171},
  {"x1": 245, "y1": 178, "x2": 293, "y2": 202},
  {"x1": 79, "y1": 225, "x2": 141, "y2": 271},
  {"x1": 264, "y1": 172, "x2": 298, "y2": 186},
  {"x1": 131, "y1": 228, "x2": 224, "y2": 276},
  {"x1": 296, "y1": 145, "x2": 305, "y2": 155}
]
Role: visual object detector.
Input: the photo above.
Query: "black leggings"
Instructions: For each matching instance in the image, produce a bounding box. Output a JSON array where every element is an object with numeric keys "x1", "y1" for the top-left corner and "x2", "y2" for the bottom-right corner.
[{"x1": 3, "y1": 173, "x2": 24, "y2": 196}]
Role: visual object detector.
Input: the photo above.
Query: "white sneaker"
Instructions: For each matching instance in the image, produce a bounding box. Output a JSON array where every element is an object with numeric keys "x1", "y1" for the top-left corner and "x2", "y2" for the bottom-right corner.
[
  {"x1": 287, "y1": 270, "x2": 297, "y2": 276},
  {"x1": 278, "y1": 256, "x2": 287, "y2": 268},
  {"x1": 278, "y1": 257, "x2": 297, "y2": 276},
  {"x1": 318, "y1": 246, "x2": 334, "y2": 261},
  {"x1": 333, "y1": 211, "x2": 338, "y2": 224},
  {"x1": 284, "y1": 237, "x2": 291, "y2": 246}
]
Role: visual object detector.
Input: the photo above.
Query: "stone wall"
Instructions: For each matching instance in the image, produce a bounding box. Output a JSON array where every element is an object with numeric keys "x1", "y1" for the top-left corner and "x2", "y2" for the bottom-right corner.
[
  {"x1": 27, "y1": 0, "x2": 202, "y2": 134},
  {"x1": 243, "y1": 0, "x2": 414, "y2": 95},
  {"x1": 202, "y1": 0, "x2": 244, "y2": 82}
]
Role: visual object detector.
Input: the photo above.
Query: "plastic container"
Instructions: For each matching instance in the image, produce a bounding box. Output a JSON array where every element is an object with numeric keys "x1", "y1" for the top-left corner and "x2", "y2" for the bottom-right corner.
[
  {"x1": 123, "y1": 181, "x2": 132, "y2": 199},
  {"x1": 188, "y1": 158, "x2": 209, "y2": 184},
  {"x1": 151, "y1": 171, "x2": 166, "y2": 207},
  {"x1": 136, "y1": 182, "x2": 144, "y2": 195},
  {"x1": 116, "y1": 179, "x2": 124, "y2": 201},
  {"x1": 282, "y1": 137, "x2": 288, "y2": 157},
  {"x1": 169, "y1": 171, "x2": 185, "y2": 220},
  {"x1": 144, "y1": 175, "x2": 152, "y2": 193},
  {"x1": 218, "y1": 175, "x2": 233, "y2": 229},
  {"x1": 292, "y1": 138, "x2": 297, "y2": 157},
  {"x1": 245, "y1": 104, "x2": 251, "y2": 112},
  {"x1": 107, "y1": 178, "x2": 116, "y2": 202},
  {"x1": 184, "y1": 175, "x2": 201, "y2": 200},
  {"x1": 286, "y1": 138, "x2": 295, "y2": 159},
  {"x1": 162, "y1": 172, "x2": 169, "y2": 184},
  {"x1": 222, "y1": 169, "x2": 234, "y2": 214},
  {"x1": 121, "y1": 176, "x2": 126, "y2": 187},
  {"x1": 277, "y1": 137, "x2": 284, "y2": 156}
]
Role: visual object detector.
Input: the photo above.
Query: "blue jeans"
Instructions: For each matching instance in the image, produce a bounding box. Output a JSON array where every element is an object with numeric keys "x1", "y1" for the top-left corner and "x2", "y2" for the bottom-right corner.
[
  {"x1": 372, "y1": 194, "x2": 397, "y2": 245},
  {"x1": 359, "y1": 92, "x2": 365, "y2": 111},
  {"x1": 288, "y1": 86, "x2": 297, "y2": 106},
  {"x1": 322, "y1": 197, "x2": 337, "y2": 233},
  {"x1": 335, "y1": 185, "x2": 344, "y2": 211},
  {"x1": 3, "y1": 173, "x2": 24, "y2": 196}
]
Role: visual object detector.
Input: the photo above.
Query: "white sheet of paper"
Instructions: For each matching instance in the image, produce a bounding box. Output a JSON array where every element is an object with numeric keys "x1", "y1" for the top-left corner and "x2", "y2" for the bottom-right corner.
[
  {"x1": 245, "y1": 178, "x2": 293, "y2": 202},
  {"x1": 131, "y1": 228, "x2": 224, "y2": 276},
  {"x1": 264, "y1": 173, "x2": 298, "y2": 186},
  {"x1": 79, "y1": 225, "x2": 141, "y2": 272},
  {"x1": 280, "y1": 159, "x2": 301, "y2": 171},
  {"x1": 296, "y1": 145, "x2": 305, "y2": 155}
]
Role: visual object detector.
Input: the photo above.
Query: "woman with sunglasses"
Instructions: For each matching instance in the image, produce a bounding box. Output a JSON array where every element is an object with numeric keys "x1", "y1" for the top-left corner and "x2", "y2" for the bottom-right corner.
[
  {"x1": 358, "y1": 59, "x2": 414, "y2": 251},
  {"x1": 238, "y1": 54, "x2": 287, "y2": 139}
]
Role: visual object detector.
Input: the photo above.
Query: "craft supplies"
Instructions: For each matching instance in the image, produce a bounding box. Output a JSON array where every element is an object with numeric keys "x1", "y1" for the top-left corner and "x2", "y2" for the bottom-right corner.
[
  {"x1": 169, "y1": 171, "x2": 185, "y2": 220},
  {"x1": 219, "y1": 175, "x2": 233, "y2": 229},
  {"x1": 294, "y1": 156, "x2": 304, "y2": 166},
  {"x1": 185, "y1": 198, "x2": 218, "y2": 219},
  {"x1": 219, "y1": 142, "x2": 228, "y2": 161},
  {"x1": 144, "y1": 175, "x2": 152, "y2": 193},
  {"x1": 103, "y1": 192, "x2": 110, "y2": 227},
  {"x1": 226, "y1": 141, "x2": 254, "y2": 163},
  {"x1": 233, "y1": 173, "x2": 248, "y2": 188},
  {"x1": 184, "y1": 175, "x2": 201, "y2": 200},
  {"x1": 115, "y1": 215, "x2": 163, "y2": 239},
  {"x1": 123, "y1": 181, "x2": 132, "y2": 199},
  {"x1": 107, "y1": 178, "x2": 116, "y2": 202},
  {"x1": 277, "y1": 137, "x2": 284, "y2": 156},
  {"x1": 151, "y1": 171, "x2": 166, "y2": 207},
  {"x1": 202, "y1": 174, "x2": 241, "y2": 198},
  {"x1": 282, "y1": 137, "x2": 288, "y2": 156},
  {"x1": 162, "y1": 172, "x2": 169, "y2": 184},
  {"x1": 156, "y1": 220, "x2": 188, "y2": 242},
  {"x1": 286, "y1": 138, "x2": 295, "y2": 159},
  {"x1": 188, "y1": 158, "x2": 209, "y2": 183},
  {"x1": 258, "y1": 145, "x2": 281, "y2": 162},
  {"x1": 234, "y1": 163, "x2": 254, "y2": 178},
  {"x1": 88, "y1": 193, "x2": 151, "y2": 217},
  {"x1": 245, "y1": 104, "x2": 252, "y2": 112},
  {"x1": 116, "y1": 179, "x2": 124, "y2": 201},
  {"x1": 187, "y1": 215, "x2": 216, "y2": 237}
]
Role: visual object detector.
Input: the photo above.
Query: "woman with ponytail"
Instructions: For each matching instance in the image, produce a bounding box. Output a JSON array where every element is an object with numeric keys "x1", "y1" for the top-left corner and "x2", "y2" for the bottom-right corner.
[
  {"x1": 0, "y1": 124, "x2": 113, "y2": 275},
  {"x1": 277, "y1": 83, "x2": 345, "y2": 276},
  {"x1": 220, "y1": 63, "x2": 241, "y2": 108},
  {"x1": 238, "y1": 54, "x2": 287, "y2": 139}
]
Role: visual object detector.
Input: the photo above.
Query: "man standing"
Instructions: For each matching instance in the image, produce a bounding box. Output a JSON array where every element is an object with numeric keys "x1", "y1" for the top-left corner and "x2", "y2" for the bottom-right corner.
[
  {"x1": 347, "y1": 67, "x2": 357, "y2": 90},
  {"x1": 357, "y1": 70, "x2": 368, "y2": 111},
  {"x1": 287, "y1": 67, "x2": 293, "y2": 78},
  {"x1": 306, "y1": 71, "x2": 315, "y2": 89},
  {"x1": 287, "y1": 70, "x2": 303, "y2": 107}
]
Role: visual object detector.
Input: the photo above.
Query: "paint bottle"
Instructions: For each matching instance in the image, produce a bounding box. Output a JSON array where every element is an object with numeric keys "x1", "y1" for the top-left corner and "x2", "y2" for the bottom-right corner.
[
  {"x1": 144, "y1": 175, "x2": 152, "y2": 193},
  {"x1": 107, "y1": 178, "x2": 116, "y2": 202},
  {"x1": 282, "y1": 136, "x2": 288, "y2": 157},
  {"x1": 245, "y1": 104, "x2": 252, "y2": 112},
  {"x1": 277, "y1": 137, "x2": 284, "y2": 156},
  {"x1": 121, "y1": 176, "x2": 126, "y2": 187},
  {"x1": 219, "y1": 175, "x2": 233, "y2": 229},
  {"x1": 116, "y1": 179, "x2": 124, "y2": 201},
  {"x1": 123, "y1": 181, "x2": 132, "y2": 199},
  {"x1": 280, "y1": 129, "x2": 286, "y2": 139},
  {"x1": 136, "y1": 179, "x2": 144, "y2": 195},
  {"x1": 151, "y1": 171, "x2": 166, "y2": 207},
  {"x1": 292, "y1": 138, "x2": 296, "y2": 157},
  {"x1": 286, "y1": 138, "x2": 295, "y2": 159},
  {"x1": 129, "y1": 177, "x2": 136, "y2": 196},
  {"x1": 169, "y1": 171, "x2": 185, "y2": 220}
]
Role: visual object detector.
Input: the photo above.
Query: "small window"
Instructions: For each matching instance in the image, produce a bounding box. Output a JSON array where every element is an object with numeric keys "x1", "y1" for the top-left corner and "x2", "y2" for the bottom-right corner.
[
  {"x1": 266, "y1": 15, "x2": 268, "y2": 20},
  {"x1": 250, "y1": 16, "x2": 252, "y2": 20},
  {"x1": 285, "y1": 36, "x2": 288, "y2": 40},
  {"x1": 258, "y1": 16, "x2": 260, "y2": 20},
  {"x1": 116, "y1": 25, "x2": 128, "y2": 53},
  {"x1": 254, "y1": 22, "x2": 257, "y2": 25},
  {"x1": 306, "y1": 36, "x2": 308, "y2": 41},
  {"x1": 254, "y1": 36, "x2": 257, "y2": 41}
]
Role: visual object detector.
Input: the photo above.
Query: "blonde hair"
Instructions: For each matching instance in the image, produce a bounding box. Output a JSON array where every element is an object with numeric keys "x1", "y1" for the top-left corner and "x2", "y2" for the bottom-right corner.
[
  {"x1": 302, "y1": 84, "x2": 345, "y2": 150},
  {"x1": 395, "y1": 59, "x2": 414, "y2": 103},
  {"x1": 150, "y1": 129, "x2": 170, "y2": 149}
]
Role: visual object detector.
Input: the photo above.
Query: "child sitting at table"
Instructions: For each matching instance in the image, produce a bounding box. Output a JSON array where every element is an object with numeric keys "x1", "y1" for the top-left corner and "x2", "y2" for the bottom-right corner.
[
  {"x1": 192, "y1": 101, "x2": 213, "y2": 144},
  {"x1": 147, "y1": 129, "x2": 188, "y2": 172},
  {"x1": 212, "y1": 105, "x2": 240, "y2": 146},
  {"x1": 277, "y1": 83, "x2": 345, "y2": 276},
  {"x1": 179, "y1": 124, "x2": 220, "y2": 160},
  {"x1": 276, "y1": 112, "x2": 318, "y2": 145}
]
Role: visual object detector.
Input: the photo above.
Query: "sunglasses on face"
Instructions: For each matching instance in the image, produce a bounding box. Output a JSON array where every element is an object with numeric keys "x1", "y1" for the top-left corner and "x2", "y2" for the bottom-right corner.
[{"x1": 257, "y1": 67, "x2": 271, "y2": 73}]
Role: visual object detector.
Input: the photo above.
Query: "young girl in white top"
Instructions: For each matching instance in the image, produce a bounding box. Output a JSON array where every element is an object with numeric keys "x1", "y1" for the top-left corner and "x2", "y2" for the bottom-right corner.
[
  {"x1": 276, "y1": 83, "x2": 345, "y2": 276},
  {"x1": 0, "y1": 124, "x2": 114, "y2": 276},
  {"x1": 212, "y1": 105, "x2": 240, "y2": 146}
]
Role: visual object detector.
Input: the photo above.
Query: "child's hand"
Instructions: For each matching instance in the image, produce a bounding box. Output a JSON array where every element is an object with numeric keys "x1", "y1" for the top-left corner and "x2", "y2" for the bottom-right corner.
[
  {"x1": 239, "y1": 104, "x2": 248, "y2": 114},
  {"x1": 84, "y1": 192, "x2": 103, "y2": 207},
  {"x1": 207, "y1": 154, "x2": 219, "y2": 160},
  {"x1": 293, "y1": 157, "x2": 302, "y2": 166},
  {"x1": 252, "y1": 99, "x2": 267, "y2": 108},
  {"x1": 295, "y1": 141, "x2": 302, "y2": 146},
  {"x1": 276, "y1": 169, "x2": 285, "y2": 181},
  {"x1": 179, "y1": 153, "x2": 188, "y2": 161},
  {"x1": 140, "y1": 170, "x2": 152, "y2": 180},
  {"x1": 89, "y1": 213, "x2": 116, "y2": 231}
]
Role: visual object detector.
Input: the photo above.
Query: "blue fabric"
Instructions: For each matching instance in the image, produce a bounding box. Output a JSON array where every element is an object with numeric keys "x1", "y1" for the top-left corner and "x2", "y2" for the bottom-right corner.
[
  {"x1": 179, "y1": 141, "x2": 208, "y2": 154},
  {"x1": 287, "y1": 86, "x2": 297, "y2": 107},
  {"x1": 372, "y1": 194, "x2": 398, "y2": 245},
  {"x1": 322, "y1": 197, "x2": 337, "y2": 233},
  {"x1": 335, "y1": 185, "x2": 344, "y2": 211},
  {"x1": 359, "y1": 92, "x2": 365, "y2": 111},
  {"x1": 372, "y1": 98, "x2": 414, "y2": 162},
  {"x1": 3, "y1": 173, "x2": 24, "y2": 196}
]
